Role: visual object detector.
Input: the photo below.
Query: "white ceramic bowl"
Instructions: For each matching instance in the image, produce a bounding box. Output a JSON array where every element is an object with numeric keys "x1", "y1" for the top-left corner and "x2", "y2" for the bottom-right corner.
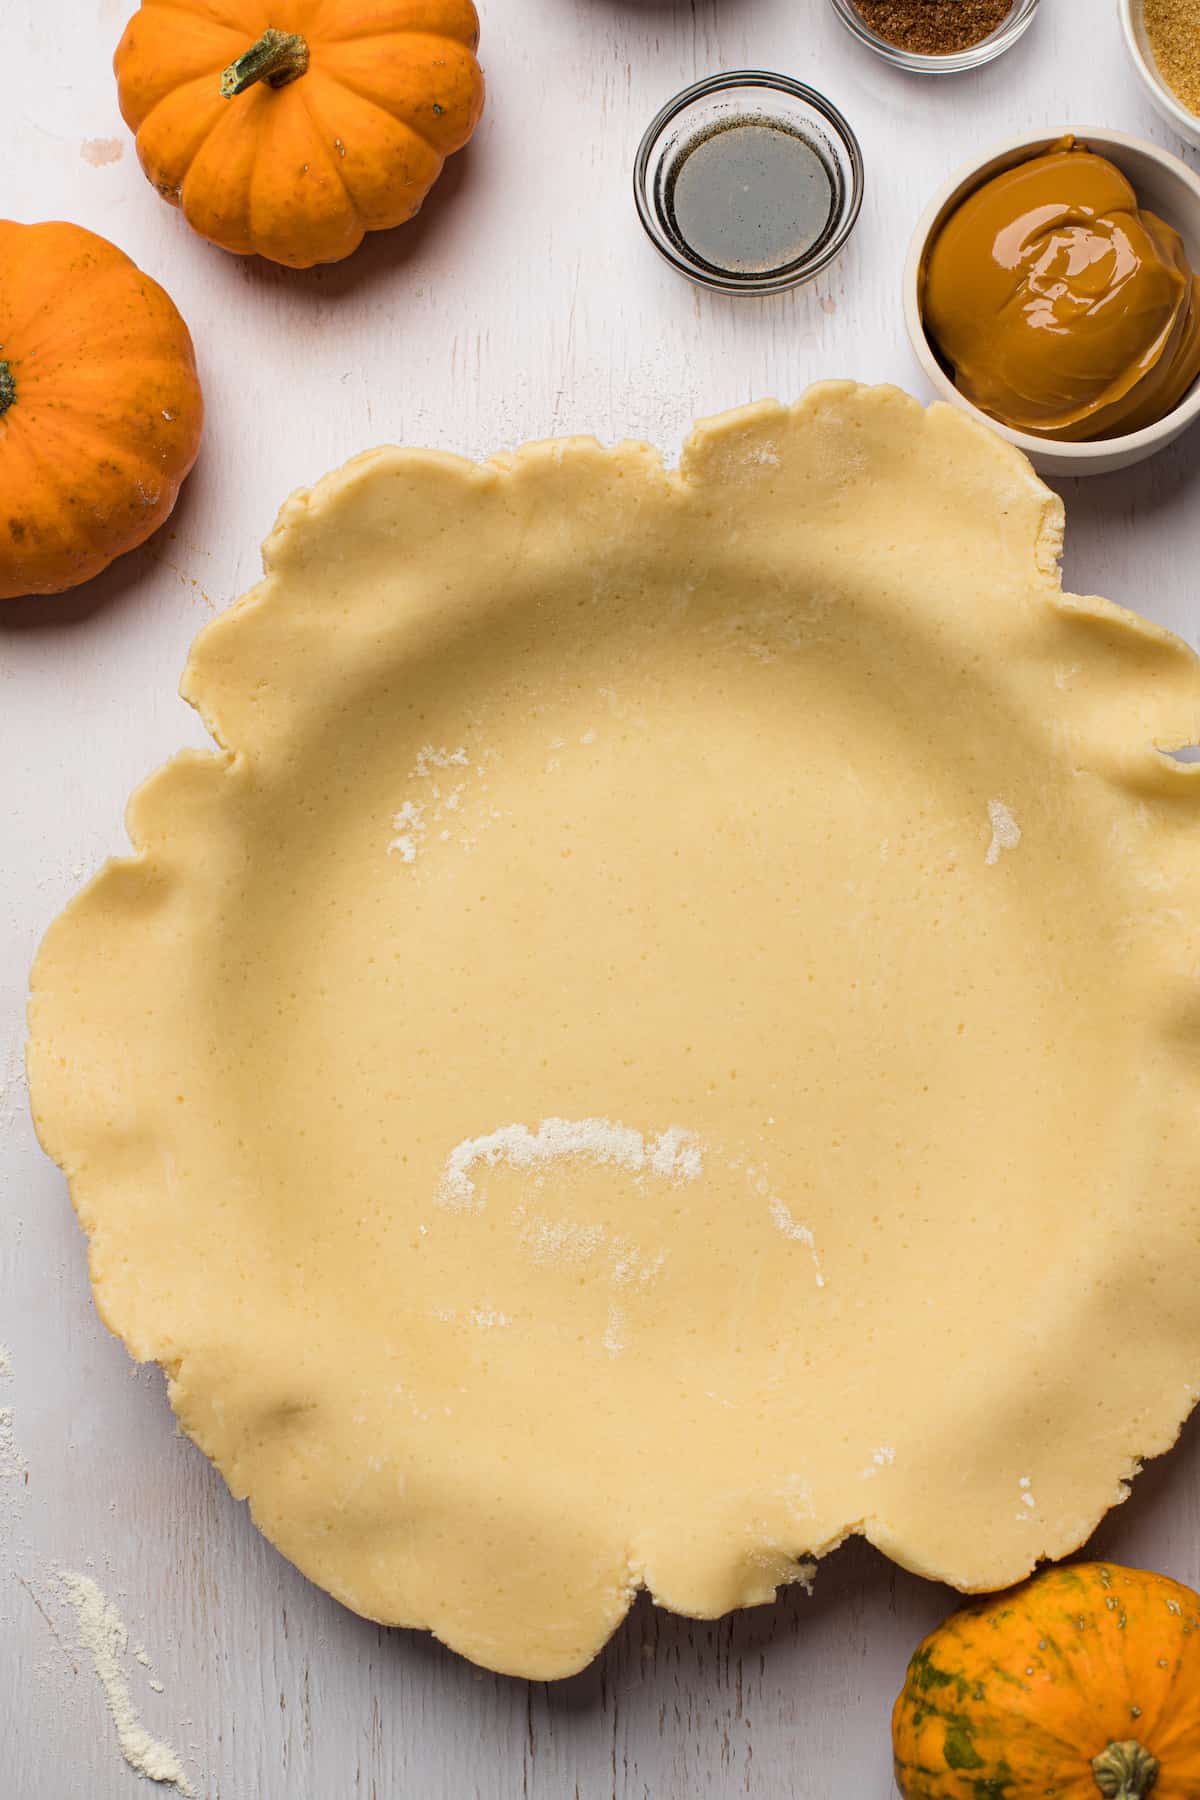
[
  {"x1": 1119, "y1": 0, "x2": 1200, "y2": 151},
  {"x1": 902, "y1": 129, "x2": 1200, "y2": 476}
]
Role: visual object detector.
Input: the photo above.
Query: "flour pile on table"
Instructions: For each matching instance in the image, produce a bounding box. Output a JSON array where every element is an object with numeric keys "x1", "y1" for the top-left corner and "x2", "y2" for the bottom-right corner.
[{"x1": 54, "y1": 1569, "x2": 195, "y2": 1796}]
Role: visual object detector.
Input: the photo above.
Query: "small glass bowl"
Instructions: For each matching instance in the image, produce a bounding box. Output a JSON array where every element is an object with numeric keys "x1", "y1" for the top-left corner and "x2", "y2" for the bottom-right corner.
[
  {"x1": 828, "y1": 0, "x2": 1041, "y2": 75},
  {"x1": 633, "y1": 71, "x2": 865, "y2": 296}
]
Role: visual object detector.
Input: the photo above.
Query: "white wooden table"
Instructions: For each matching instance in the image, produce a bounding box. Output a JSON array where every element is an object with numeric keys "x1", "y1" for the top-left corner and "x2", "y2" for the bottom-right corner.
[{"x1": 4, "y1": 1, "x2": 1200, "y2": 1794}]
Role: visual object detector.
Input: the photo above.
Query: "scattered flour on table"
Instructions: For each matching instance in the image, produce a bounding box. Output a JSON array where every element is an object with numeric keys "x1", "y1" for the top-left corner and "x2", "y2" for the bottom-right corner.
[
  {"x1": 0, "y1": 1401, "x2": 27, "y2": 1535},
  {"x1": 437, "y1": 1117, "x2": 703, "y2": 1210},
  {"x1": 54, "y1": 1570, "x2": 195, "y2": 1796},
  {"x1": 0, "y1": 1344, "x2": 27, "y2": 1528},
  {"x1": 985, "y1": 799, "x2": 1021, "y2": 866},
  {"x1": 0, "y1": 1407, "x2": 25, "y2": 1487},
  {"x1": 0, "y1": 1348, "x2": 30, "y2": 1555},
  {"x1": 0, "y1": 1045, "x2": 29, "y2": 1136}
]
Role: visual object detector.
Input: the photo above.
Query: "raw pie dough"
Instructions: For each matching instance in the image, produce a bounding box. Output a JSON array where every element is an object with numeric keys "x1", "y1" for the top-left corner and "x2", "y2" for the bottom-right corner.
[{"x1": 28, "y1": 384, "x2": 1200, "y2": 1679}]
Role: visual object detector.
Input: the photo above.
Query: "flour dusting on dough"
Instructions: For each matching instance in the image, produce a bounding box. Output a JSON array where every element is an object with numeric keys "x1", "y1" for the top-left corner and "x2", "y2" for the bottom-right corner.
[
  {"x1": 648, "y1": 1126, "x2": 703, "y2": 1183},
  {"x1": 520, "y1": 1215, "x2": 607, "y2": 1263},
  {"x1": 768, "y1": 1199, "x2": 813, "y2": 1247},
  {"x1": 387, "y1": 799, "x2": 425, "y2": 863},
  {"x1": 603, "y1": 1303, "x2": 627, "y2": 1357},
  {"x1": 414, "y1": 744, "x2": 470, "y2": 778},
  {"x1": 767, "y1": 1197, "x2": 825, "y2": 1288},
  {"x1": 438, "y1": 1118, "x2": 704, "y2": 1210},
  {"x1": 391, "y1": 745, "x2": 498, "y2": 861},
  {"x1": 54, "y1": 1570, "x2": 194, "y2": 1795},
  {"x1": 611, "y1": 1243, "x2": 666, "y2": 1288},
  {"x1": 985, "y1": 799, "x2": 1021, "y2": 866}
]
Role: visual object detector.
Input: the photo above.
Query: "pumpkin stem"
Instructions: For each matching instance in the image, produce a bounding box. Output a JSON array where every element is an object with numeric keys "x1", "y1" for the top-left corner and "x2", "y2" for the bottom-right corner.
[
  {"x1": 221, "y1": 28, "x2": 310, "y2": 98},
  {"x1": 0, "y1": 359, "x2": 14, "y2": 417},
  {"x1": 1092, "y1": 1740, "x2": 1159, "y2": 1800}
]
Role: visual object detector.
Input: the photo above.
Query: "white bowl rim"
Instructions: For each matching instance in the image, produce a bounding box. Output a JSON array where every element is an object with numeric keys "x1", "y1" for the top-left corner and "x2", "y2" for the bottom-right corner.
[
  {"x1": 1117, "y1": 0, "x2": 1200, "y2": 145},
  {"x1": 902, "y1": 126, "x2": 1200, "y2": 463}
]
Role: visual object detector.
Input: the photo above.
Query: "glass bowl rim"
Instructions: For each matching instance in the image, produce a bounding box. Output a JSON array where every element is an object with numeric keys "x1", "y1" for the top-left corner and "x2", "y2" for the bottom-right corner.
[
  {"x1": 826, "y1": 0, "x2": 1041, "y2": 76},
  {"x1": 632, "y1": 69, "x2": 866, "y2": 296}
]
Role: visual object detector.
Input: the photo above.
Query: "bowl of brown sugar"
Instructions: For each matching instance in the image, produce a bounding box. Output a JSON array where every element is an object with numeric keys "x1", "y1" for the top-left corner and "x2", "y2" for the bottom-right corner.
[
  {"x1": 1120, "y1": 0, "x2": 1200, "y2": 150},
  {"x1": 829, "y1": 0, "x2": 1041, "y2": 73}
]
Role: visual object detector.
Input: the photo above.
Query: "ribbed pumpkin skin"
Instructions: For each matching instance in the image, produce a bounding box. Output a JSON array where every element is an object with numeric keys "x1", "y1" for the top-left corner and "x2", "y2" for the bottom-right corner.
[
  {"x1": 0, "y1": 221, "x2": 203, "y2": 600},
  {"x1": 893, "y1": 1564, "x2": 1200, "y2": 1800},
  {"x1": 114, "y1": 0, "x2": 485, "y2": 268}
]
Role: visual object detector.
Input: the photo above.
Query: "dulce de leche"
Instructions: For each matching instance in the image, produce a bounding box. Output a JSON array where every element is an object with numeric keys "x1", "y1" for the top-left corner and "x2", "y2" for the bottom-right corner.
[{"x1": 922, "y1": 139, "x2": 1200, "y2": 441}]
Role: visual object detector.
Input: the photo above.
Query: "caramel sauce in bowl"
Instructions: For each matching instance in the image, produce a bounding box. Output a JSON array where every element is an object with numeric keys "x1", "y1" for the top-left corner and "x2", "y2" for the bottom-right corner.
[{"x1": 903, "y1": 130, "x2": 1200, "y2": 475}]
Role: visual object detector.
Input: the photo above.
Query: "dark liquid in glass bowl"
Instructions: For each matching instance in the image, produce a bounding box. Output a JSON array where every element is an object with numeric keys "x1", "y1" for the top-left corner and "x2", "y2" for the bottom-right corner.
[{"x1": 663, "y1": 118, "x2": 838, "y2": 278}]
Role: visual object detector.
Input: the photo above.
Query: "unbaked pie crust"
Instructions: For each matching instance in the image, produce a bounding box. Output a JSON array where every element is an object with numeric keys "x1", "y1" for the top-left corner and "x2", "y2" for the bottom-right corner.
[{"x1": 28, "y1": 385, "x2": 1200, "y2": 1678}]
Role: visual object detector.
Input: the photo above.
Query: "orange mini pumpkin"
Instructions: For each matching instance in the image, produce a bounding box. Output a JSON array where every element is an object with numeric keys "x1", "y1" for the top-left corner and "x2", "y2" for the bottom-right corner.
[
  {"x1": 893, "y1": 1563, "x2": 1200, "y2": 1800},
  {"x1": 0, "y1": 221, "x2": 203, "y2": 601},
  {"x1": 114, "y1": 1, "x2": 485, "y2": 269}
]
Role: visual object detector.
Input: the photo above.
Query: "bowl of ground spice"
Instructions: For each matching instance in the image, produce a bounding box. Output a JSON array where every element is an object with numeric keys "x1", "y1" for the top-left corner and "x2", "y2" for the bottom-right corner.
[
  {"x1": 829, "y1": 0, "x2": 1040, "y2": 73},
  {"x1": 1120, "y1": 0, "x2": 1200, "y2": 149}
]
